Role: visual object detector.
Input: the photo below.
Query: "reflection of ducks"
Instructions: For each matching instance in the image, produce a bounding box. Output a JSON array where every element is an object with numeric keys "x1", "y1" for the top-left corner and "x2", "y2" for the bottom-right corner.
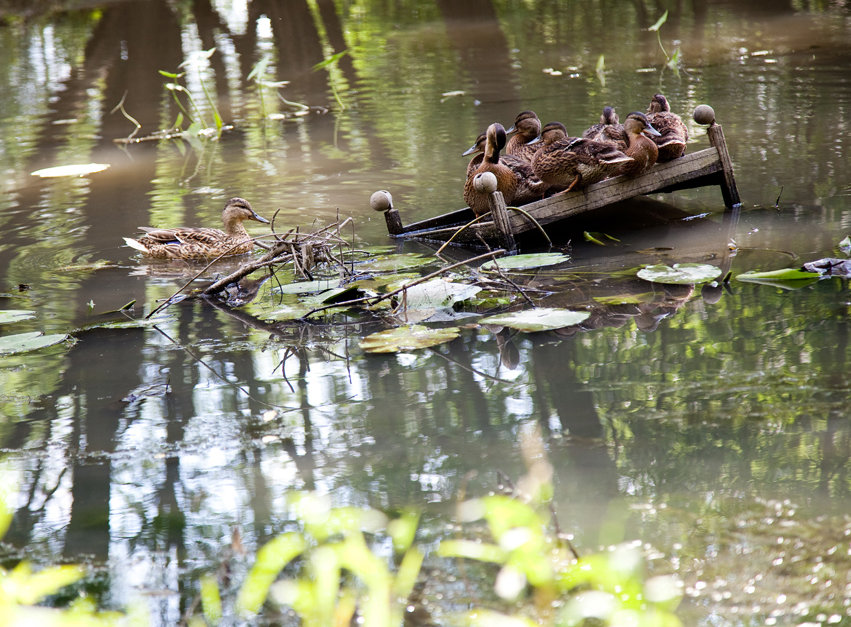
[
  {"x1": 124, "y1": 197, "x2": 270, "y2": 260},
  {"x1": 463, "y1": 123, "x2": 518, "y2": 215},
  {"x1": 463, "y1": 131, "x2": 544, "y2": 206},
  {"x1": 646, "y1": 94, "x2": 688, "y2": 161},
  {"x1": 618, "y1": 112, "x2": 661, "y2": 176},
  {"x1": 505, "y1": 110, "x2": 542, "y2": 162},
  {"x1": 582, "y1": 106, "x2": 622, "y2": 145},
  {"x1": 531, "y1": 122, "x2": 632, "y2": 192}
]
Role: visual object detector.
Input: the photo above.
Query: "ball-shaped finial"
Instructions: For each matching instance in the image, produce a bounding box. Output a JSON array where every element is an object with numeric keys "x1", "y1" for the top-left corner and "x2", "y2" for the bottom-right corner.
[
  {"x1": 370, "y1": 190, "x2": 393, "y2": 212},
  {"x1": 473, "y1": 171, "x2": 499, "y2": 194},
  {"x1": 693, "y1": 104, "x2": 715, "y2": 125}
]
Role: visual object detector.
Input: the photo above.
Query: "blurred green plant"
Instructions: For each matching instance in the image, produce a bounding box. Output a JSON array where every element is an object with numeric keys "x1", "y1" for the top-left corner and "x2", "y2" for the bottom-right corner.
[
  {"x1": 438, "y1": 428, "x2": 684, "y2": 626},
  {"x1": 0, "y1": 477, "x2": 145, "y2": 625},
  {"x1": 156, "y1": 47, "x2": 223, "y2": 138},
  {"x1": 648, "y1": 11, "x2": 681, "y2": 73},
  {"x1": 247, "y1": 55, "x2": 311, "y2": 119},
  {"x1": 313, "y1": 50, "x2": 349, "y2": 111},
  {"x1": 196, "y1": 492, "x2": 423, "y2": 626}
]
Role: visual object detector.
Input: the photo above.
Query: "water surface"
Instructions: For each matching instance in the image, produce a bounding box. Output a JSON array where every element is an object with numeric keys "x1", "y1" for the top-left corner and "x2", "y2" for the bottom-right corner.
[{"x1": 1, "y1": 1, "x2": 850, "y2": 625}]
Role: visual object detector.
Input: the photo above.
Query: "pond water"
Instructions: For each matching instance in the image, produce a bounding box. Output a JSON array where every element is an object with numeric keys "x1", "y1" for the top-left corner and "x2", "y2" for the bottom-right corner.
[{"x1": 1, "y1": 1, "x2": 851, "y2": 625}]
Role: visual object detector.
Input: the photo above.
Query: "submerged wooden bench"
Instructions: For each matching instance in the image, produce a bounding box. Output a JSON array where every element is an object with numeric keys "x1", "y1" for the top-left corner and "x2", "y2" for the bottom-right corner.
[{"x1": 374, "y1": 105, "x2": 740, "y2": 250}]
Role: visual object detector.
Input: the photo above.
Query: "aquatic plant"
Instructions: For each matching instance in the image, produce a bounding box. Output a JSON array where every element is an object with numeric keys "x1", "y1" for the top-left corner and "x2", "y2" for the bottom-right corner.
[
  {"x1": 0, "y1": 477, "x2": 145, "y2": 624},
  {"x1": 648, "y1": 11, "x2": 681, "y2": 73}
]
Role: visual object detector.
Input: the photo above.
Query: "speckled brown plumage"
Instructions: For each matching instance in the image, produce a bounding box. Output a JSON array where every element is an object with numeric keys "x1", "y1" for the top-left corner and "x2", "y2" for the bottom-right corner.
[
  {"x1": 505, "y1": 110, "x2": 542, "y2": 162},
  {"x1": 463, "y1": 131, "x2": 544, "y2": 205},
  {"x1": 531, "y1": 122, "x2": 633, "y2": 192},
  {"x1": 463, "y1": 123, "x2": 519, "y2": 215},
  {"x1": 617, "y1": 112, "x2": 661, "y2": 176},
  {"x1": 582, "y1": 106, "x2": 623, "y2": 146},
  {"x1": 646, "y1": 94, "x2": 688, "y2": 161},
  {"x1": 124, "y1": 197, "x2": 270, "y2": 260}
]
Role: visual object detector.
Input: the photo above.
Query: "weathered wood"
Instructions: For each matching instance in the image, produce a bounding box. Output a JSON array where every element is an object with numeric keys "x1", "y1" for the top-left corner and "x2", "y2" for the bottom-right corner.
[
  {"x1": 385, "y1": 115, "x2": 741, "y2": 245},
  {"x1": 503, "y1": 147, "x2": 723, "y2": 234},
  {"x1": 384, "y1": 208, "x2": 404, "y2": 235},
  {"x1": 707, "y1": 123, "x2": 741, "y2": 208},
  {"x1": 394, "y1": 207, "x2": 476, "y2": 235},
  {"x1": 488, "y1": 191, "x2": 516, "y2": 251}
]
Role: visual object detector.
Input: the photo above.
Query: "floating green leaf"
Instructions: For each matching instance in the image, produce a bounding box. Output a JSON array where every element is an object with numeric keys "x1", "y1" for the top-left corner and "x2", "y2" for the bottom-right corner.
[
  {"x1": 735, "y1": 268, "x2": 821, "y2": 281},
  {"x1": 0, "y1": 331, "x2": 69, "y2": 355},
  {"x1": 274, "y1": 279, "x2": 341, "y2": 295},
  {"x1": 593, "y1": 293, "x2": 654, "y2": 305},
  {"x1": 360, "y1": 325, "x2": 460, "y2": 354},
  {"x1": 584, "y1": 231, "x2": 619, "y2": 246},
  {"x1": 31, "y1": 163, "x2": 110, "y2": 178},
  {"x1": 0, "y1": 310, "x2": 36, "y2": 324},
  {"x1": 839, "y1": 236, "x2": 851, "y2": 254},
  {"x1": 480, "y1": 253, "x2": 569, "y2": 272},
  {"x1": 479, "y1": 308, "x2": 590, "y2": 332},
  {"x1": 359, "y1": 254, "x2": 434, "y2": 272},
  {"x1": 735, "y1": 267, "x2": 821, "y2": 289},
  {"x1": 637, "y1": 263, "x2": 721, "y2": 285},
  {"x1": 395, "y1": 278, "x2": 481, "y2": 310}
]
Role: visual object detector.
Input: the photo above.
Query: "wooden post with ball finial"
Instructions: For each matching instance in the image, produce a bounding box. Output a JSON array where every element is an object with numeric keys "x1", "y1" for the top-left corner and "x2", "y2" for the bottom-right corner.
[
  {"x1": 694, "y1": 105, "x2": 741, "y2": 208},
  {"x1": 474, "y1": 171, "x2": 517, "y2": 252},
  {"x1": 370, "y1": 190, "x2": 403, "y2": 235}
]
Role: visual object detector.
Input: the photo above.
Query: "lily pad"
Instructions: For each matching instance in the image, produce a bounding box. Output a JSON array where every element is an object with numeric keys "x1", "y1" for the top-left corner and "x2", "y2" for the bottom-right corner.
[
  {"x1": 274, "y1": 279, "x2": 341, "y2": 295},
  {"x1": 637, "y1": 263, "x2": 721, "y2": 285},
  {"x1": 0, "y1": 331, "x2": 69, "y2": 355},
  {"x1": 593, "y1": 293, "x2": 655, "y2": 305},
  {"x1": 479, "y1": 307, "x2": 590, "y2": 332},
  {"x1": 480, "y1": 253, "x2": 569, "y2": 272},
  {"x1": 0, "y1": 310, "x2": 37, "y2": 324},
  {"x1": 735, "y1": 268, "x2": 821, "y2": 281},
  {"x1": 31, "y1": 163, "x2": 110, "y2": 178},
  {"x1": 360, "y1": 254, "x2": 434, "y2": 272},
  {"x1": 395, "y1": 278, "x2": 481, "y2": 310},
  {"x1": 360, "y1": 325, "x2": 460, "y2": 354}
]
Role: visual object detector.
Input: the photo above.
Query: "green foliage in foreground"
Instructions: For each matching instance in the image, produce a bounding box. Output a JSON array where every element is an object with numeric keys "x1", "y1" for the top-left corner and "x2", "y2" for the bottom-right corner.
[{"x1": 1, "y1": 447, "x2": 681, "y2": 626}]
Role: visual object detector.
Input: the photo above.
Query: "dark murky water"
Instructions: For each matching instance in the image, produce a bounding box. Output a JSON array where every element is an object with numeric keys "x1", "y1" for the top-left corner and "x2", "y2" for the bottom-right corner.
[{"x1": 1, "y1": 1, "x2": 851, "y2": 625}]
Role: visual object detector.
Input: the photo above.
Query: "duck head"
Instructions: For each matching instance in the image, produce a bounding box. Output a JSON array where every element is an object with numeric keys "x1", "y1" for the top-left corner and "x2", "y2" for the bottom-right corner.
[{"x1": 624, "y1": 112, "x2": 661, "y2": 138}]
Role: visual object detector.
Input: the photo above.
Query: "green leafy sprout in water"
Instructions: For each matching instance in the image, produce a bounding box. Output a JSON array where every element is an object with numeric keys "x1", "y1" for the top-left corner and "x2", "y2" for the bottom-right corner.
[
  {"x1": 151, "y1": 47, "x2": 224, "y2": 139},
  {"x1": 648, "y1": 11, "x2": 682, "y2": 73},
  {"x1": 313, "y1": 49, "x2": 349, "y2": 111}
]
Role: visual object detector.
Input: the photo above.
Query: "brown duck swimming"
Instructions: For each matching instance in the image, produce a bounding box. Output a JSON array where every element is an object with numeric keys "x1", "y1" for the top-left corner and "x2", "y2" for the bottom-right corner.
[
  {"x1": 124, "y1": 197, "x2": 270, "y2": 260},
  {"x1": 463, "y1": 122, "x2": 518, "y2": 215},
  {"x1": 531, "y1": 122, "x2": 632, "y2": 192},
  {"x1": 463, "y1": 131, "x2": 544, "y2": 205},
  {"x1": 505, "y1": 110, "x2": 543, "y2": 162},
  {"x1": 646, "y1": 94, "x2": 688, "y2": 161}
]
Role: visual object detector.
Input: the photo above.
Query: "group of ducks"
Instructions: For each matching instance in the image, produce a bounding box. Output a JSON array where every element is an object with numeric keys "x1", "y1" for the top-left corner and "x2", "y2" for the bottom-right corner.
[
  {"x1": 462, "y1": 93, "x2": 689, "y2": 216},
  {"x1": 122, "y1": 94, "x2": 688, "y2": 260}
]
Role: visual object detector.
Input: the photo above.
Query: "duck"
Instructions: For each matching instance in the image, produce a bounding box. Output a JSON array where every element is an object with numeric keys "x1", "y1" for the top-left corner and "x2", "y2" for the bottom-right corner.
[
  {"x1": 582, "y1": 106, "x2": 622, "y2": 145},
  {"x1": 124, "y1": 197, "x2": 270, "y2": 260},
  {"x1": 463, "y1": 131, "x2": 544, "y2": 205},
  {"x1": 505, "y1": 110, "x2": 543, "y2": 162},
  {"x1": 463, "y1": 122, "x2": 519, "y2": 215},
  {"x1": 531, "y1": 122, "x2": 633, "y2": 192},
  {"x1": 646, "y1": 94, "x2": 688, "y2": 161},
  {"x1": 616, "y1": 111, "x2": 662, "y2": 176}
]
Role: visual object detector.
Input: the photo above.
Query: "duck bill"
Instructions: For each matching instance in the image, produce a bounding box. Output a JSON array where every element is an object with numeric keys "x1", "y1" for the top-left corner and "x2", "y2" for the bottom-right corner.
[
  {"x1": 643, "y1": 122, "x2": 662, "y2": 137},
  {"x1": 526, "y1": 136, "x2": 542, "y2": 146},
  {"x1": 252, "y1": 211, "x2": 271, "y2": 224},
  {"x1": 462, "y1": 143, "x2": 479, "y2": 156},
  {"x1": 505, "y1": 124, "x2": 517, "y2": 135}
]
